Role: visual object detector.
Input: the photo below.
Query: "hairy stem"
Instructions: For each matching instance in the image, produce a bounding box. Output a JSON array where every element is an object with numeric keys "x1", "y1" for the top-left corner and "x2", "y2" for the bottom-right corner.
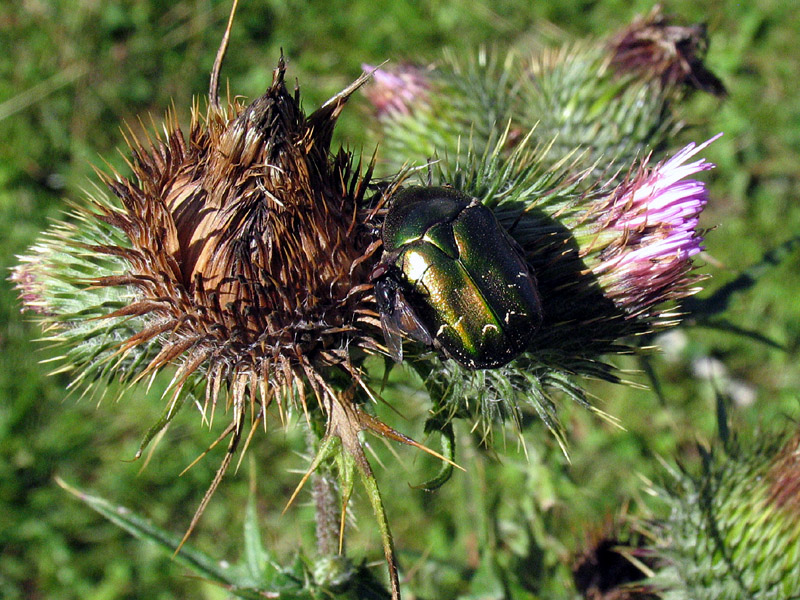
[{"x1": 313, "y1": 468, "x2": 341, "y2": 557}]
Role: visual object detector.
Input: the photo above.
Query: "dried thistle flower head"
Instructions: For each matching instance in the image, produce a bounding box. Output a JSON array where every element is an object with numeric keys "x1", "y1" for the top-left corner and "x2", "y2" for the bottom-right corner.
[
  {"x1": 100, "y1": 58, "x2": 387, "y2": 417},
  {"x1": 608, "y1": 5, "x2": 727, "y2": 97}
]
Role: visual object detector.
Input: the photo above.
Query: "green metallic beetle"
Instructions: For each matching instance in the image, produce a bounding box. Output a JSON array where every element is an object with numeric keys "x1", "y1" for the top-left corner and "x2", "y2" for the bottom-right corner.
[{"x1": 372, "y1": 186, "x2": 543, "y2": 369}]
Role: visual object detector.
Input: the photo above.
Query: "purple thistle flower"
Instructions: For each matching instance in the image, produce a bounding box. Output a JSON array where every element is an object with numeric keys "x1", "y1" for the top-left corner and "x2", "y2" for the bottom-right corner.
[
  {"x1": 10, "y1": 256, "x2": 51, "y2": 315},
  {"x1": 591, "y1": 134, "x2": 721, "y2": 314},
  {"x1": 362, "y1": 64, "x2": 430, "y2": 118}
]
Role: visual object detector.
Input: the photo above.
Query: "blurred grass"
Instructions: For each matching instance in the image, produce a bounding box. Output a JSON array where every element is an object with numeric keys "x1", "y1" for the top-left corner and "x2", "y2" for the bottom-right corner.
[{"x1": 1, "y1": 1, "x2": 799, "y2": 598}]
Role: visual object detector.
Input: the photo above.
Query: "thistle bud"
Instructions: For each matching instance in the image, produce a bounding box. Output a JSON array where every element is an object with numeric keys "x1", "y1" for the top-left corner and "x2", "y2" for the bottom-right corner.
[
  {"x1": 648, "y1": 430, "x2": 800, "y2": 598},
  {"x1": 362, "y1": 63, "x2": 430, "y2": 118}
]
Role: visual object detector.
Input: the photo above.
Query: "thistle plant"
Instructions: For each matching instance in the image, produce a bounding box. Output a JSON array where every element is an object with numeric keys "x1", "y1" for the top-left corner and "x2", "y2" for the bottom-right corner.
[
  {"x1": 364, "y1": 6, "x2": 724, "y2": 179},
  {"x1": 644, "y1": 423, "x2": 800, "y2": 600},
  {"x1": 567, "y1": 404, "x2": 800, "y2": 600},
  {"x1": 12, "y1": 5, "x2": 725, "y2": 599},
  {"x1": 388, "y1": 131, "x2": 718, "y2": 455},
  {"x1": 571, "y1": 518, "x2": 656, "y2": 600}
]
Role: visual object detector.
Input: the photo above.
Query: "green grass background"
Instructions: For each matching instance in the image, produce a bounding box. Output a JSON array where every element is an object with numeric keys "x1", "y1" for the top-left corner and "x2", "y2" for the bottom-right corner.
[{"x1": 1, "y1": 1, "x2": 799, "y2": 598}]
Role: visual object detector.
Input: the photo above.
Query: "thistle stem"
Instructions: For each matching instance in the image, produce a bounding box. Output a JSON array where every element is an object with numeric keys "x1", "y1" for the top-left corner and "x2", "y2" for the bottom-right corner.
[
  {"x1": 313, "y1": 469, "x2": 341, "y2": 557},
  {"x1": 303, "y1": 427, "x2": 342, "y2": 558}
]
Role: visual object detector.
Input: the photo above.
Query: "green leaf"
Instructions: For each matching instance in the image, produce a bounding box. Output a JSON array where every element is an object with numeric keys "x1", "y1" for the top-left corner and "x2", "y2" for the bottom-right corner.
[{"x1": 55, "y1": 477, "x2": 290, "y2": 599}]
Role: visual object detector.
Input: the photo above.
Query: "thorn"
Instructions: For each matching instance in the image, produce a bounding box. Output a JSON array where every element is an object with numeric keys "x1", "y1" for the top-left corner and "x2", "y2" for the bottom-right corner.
[
  {"x1": 174, "y1": 423, "x2": 240, "y2": 556},
  {"x1": 209, "y1": 0, "x2": 240, "y2": 108}
]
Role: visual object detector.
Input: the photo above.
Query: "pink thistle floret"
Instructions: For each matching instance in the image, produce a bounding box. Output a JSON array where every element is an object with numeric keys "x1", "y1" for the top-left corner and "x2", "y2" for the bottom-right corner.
[
  {"x1": 592, "y1": 134, "x2": 721, "y2": 315},
  {"x1": 362, "y1": 64, "x2": 430, "y2": 118},
  {"x1": 10, "y1": 256, "x2": 52, "y2": 316}
]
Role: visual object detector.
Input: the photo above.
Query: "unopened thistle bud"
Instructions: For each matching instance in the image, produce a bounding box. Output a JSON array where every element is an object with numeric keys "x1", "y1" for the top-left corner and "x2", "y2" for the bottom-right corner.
[{"x1": 647, "y1": 429, "x2": 800, "y2": 599}]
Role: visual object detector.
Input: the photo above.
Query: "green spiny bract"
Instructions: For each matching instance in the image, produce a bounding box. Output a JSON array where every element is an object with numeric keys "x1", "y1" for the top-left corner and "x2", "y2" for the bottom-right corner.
[{"x1": 647, "y1": 429, "x2": 800, "y2": 599}]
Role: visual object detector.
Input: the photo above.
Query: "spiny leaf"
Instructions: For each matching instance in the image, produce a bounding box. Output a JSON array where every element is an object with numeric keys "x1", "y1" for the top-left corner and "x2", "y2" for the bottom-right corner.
[{"x1": 55, "y1": 477, "x2": 268, "y2": 599}]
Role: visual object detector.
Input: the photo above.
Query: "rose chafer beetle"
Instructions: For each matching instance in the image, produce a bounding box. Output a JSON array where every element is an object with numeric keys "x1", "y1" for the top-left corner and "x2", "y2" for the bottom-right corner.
[{"x1": 372, "y1": 186, "x2": 543, "y2": 369}]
